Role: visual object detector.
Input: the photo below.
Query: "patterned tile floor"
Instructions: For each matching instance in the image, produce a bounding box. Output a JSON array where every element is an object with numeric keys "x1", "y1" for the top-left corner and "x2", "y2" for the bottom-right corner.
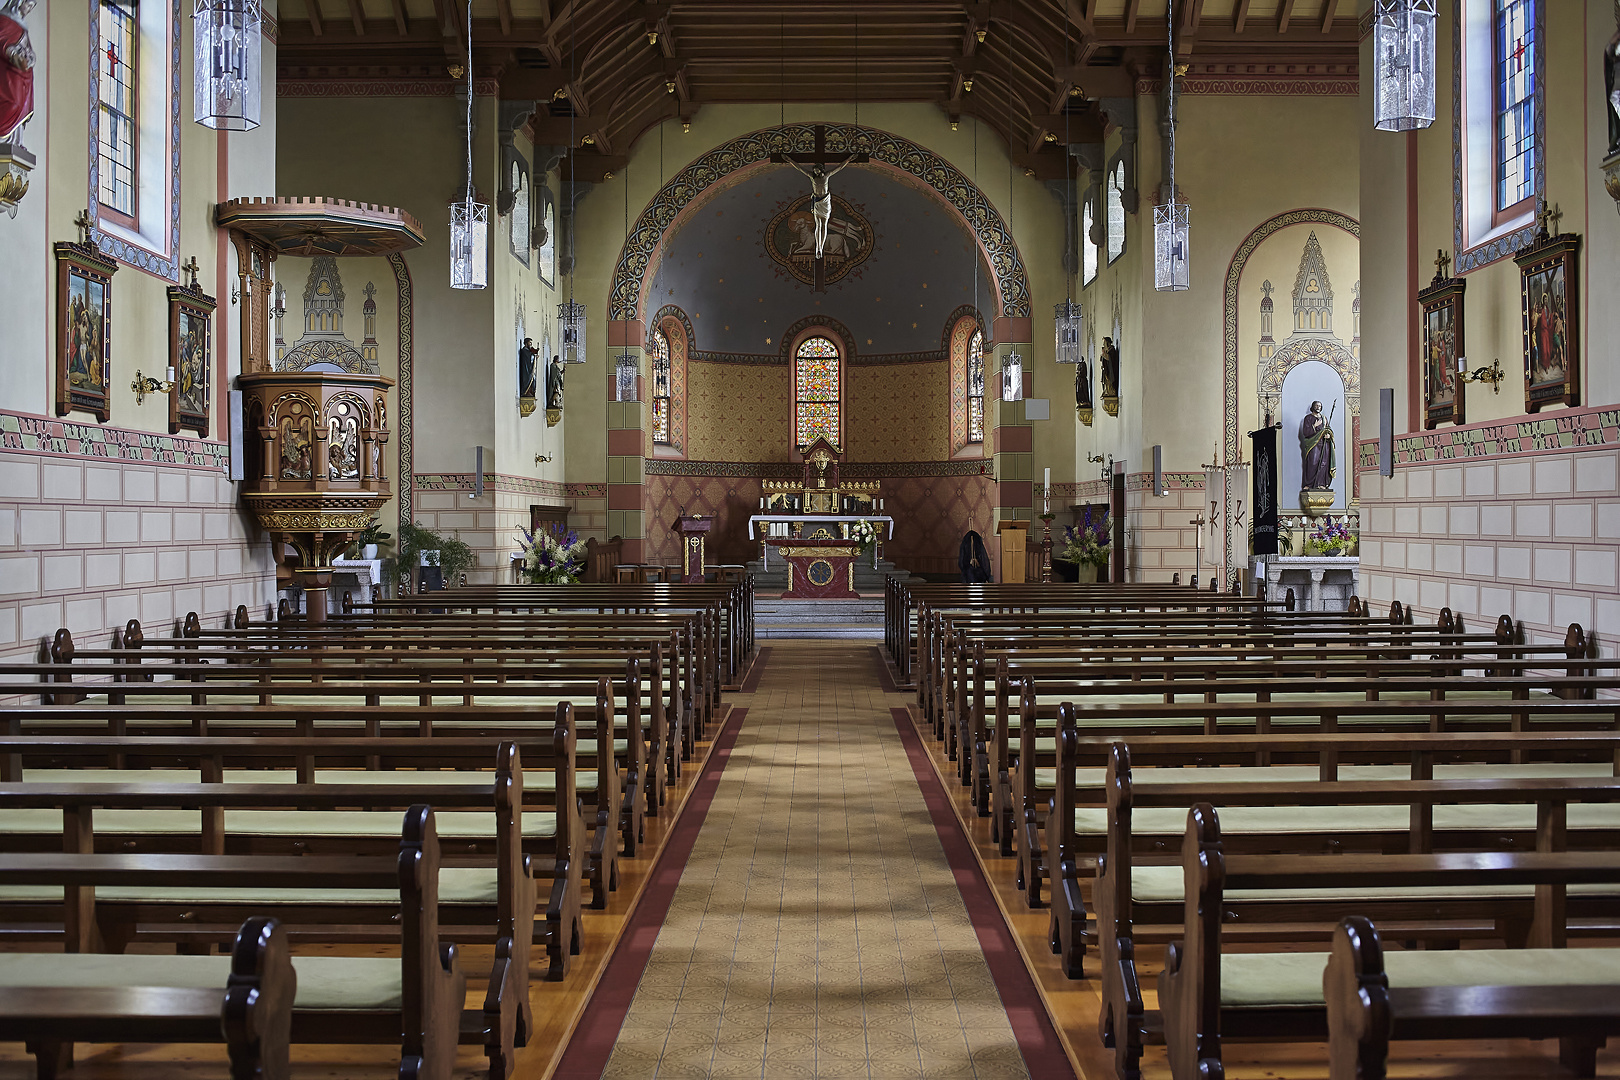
[{"x1": 600, "y1": 640, "x2": 1031, "y2": 1080}]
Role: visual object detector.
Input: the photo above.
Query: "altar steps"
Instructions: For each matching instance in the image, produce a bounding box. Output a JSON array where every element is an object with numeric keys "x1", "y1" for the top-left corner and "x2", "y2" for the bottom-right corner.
[{"x1": 754, "y1": 597, "x2": 885, "y2": 639}]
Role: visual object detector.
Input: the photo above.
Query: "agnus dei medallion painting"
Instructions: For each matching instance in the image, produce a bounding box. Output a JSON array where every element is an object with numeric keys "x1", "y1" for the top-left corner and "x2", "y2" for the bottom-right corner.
[{"x1": 765, "y1": 193, "x2": 873, "y2": 288}]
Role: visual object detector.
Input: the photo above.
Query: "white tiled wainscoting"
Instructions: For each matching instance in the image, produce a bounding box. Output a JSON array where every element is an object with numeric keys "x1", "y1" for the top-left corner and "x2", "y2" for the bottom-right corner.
[
  {"x1": 0, "y1": 453, "x2": 276, "y2": 663},
  {"x1": 1357, "y1": 449, "x2": 1619, "y2": 650}
]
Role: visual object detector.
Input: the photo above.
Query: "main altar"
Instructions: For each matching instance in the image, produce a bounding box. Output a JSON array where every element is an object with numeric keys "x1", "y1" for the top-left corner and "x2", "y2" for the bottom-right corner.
[{"x1": 746, "y1": 438, "x2": 893, "y2": 599}]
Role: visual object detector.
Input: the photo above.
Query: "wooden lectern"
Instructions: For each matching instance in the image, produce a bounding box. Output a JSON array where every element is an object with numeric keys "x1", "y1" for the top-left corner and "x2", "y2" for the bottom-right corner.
[
  {"x1": 996, "y1": 519, "x2": 1030, "y2": 584},
  {"x1": 673, "y1": 514, "x2": 712, "y2": 583}
]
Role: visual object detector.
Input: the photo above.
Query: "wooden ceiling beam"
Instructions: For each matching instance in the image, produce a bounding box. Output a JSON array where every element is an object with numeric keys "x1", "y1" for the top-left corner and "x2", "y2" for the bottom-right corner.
[
  {"x1": 306, "y1": 0, "x2": 324, "y2": 37},
  {"x1": 1233, "y1": 0, "x2": 1251, "y2": 34},
  {"x1": 390, "y1": 0, "x2": 408, "y2": 35},
  {"x1": 497, "y1": 0, "x2": 513, "y2": 36},
  {"x1": 346, "y1": 0, "x2": 365, "y2": 35},
  {"x1": 1321, "y1": 0, "x2": 1336, "y2": 33},
  {"x1": 1277, "y1": 0, "x2": 1297, "y2": 34},
  {"x1": 1124, "y1": 0, "x2": 1140, "y2": 34}
]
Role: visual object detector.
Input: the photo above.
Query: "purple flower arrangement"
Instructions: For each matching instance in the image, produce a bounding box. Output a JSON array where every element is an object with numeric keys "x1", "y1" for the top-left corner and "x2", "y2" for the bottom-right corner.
[
  {"x1": 515, "y1": 527, "x2": 587, "y2": 584},
  {"x1": 1060, "y1": 506, "x2": 1112, "y2": 568}
]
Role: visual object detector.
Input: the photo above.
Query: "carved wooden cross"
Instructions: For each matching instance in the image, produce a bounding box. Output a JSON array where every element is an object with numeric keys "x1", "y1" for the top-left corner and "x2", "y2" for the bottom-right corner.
[
  {"x1": 181, "y1": 256, "x2": 201, "y2": 289},
  {"x1": 1433, "y1": 248, "x2": 1451, "y2": 281},
  {"x1": 769, "y1": 125, "x2": 869, "y2": 293},
  {"x1": 74, "y1": 209, "x2": 93, "y2": 245}
]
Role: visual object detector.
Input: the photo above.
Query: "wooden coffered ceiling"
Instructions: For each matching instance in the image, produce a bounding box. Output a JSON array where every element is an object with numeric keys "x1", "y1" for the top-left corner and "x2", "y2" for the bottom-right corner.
[{"x1": 276, "y1": 0, "x2": 1359, "y2": 180}]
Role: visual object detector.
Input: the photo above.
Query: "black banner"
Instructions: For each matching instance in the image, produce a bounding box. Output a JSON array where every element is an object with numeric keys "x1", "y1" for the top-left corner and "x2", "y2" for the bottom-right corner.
[{"x1": 1250, "y1": 425, "x2": 1279, "y2": 556}]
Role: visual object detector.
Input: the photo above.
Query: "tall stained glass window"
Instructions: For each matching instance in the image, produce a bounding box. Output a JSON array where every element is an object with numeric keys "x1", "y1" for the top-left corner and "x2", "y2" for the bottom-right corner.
[
  {"x1": 99, "y1": 0, "x2": 139, "y2": 219},
  {"x1": 966, "y1": 329, "x2": 985, "y2": 443},
  {"x1": 794, "y1": 336, "x2": 840, "y2": 448},
  {"x1": 651, "y1": 327, "x2": 672, "y2": 444},
  {"x1": 1081, "y1": 196, "x2": 1098, "y2": 286},
  {"x1": 1494, "y1": 0, "x2": 1536, "y2": 212},
  {"x1": 1106, "y1": 160, "x2": 1127, "y2": 264}
]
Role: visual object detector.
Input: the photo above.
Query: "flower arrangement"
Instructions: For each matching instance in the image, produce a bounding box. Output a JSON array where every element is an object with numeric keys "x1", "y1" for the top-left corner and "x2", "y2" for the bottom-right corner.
[
  {"x1": 515, "y1": 527, "x2": 588, "y2": 584},
  {"x1": 1306, "y1": 517, "x2": 1354, "y2": 556},
  {"x1": 1061, "y1": 506, "x2": 1112, "y2": 568},
  {"x1": 847, "y1": 518, "x2": 878, "y2": 554}
]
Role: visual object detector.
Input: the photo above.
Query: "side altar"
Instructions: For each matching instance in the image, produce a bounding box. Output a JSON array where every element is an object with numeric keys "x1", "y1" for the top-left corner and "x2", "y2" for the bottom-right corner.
[{"x1": 747, "y1": 438, "x2": 893, "y2": 599}]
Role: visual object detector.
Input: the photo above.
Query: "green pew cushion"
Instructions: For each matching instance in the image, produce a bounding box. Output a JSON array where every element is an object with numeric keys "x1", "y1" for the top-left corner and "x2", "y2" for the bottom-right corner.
[
  {"x1": 1221, "y1": 947, "x2": 1620, "y2": 1009},
  {"x1": 1130, "y1": 864, "x2": 1619, "y2": 904},
  {"x1": 0, "y1": 952, "x2": 402, "y2": 1011},
  {"x1": 0, "y1": 809, "x2": 557, "y2": 839},
  {"x1": 0, "y1": 867, "x2": 501, "y2": 905},
  {"x1": 1074, "y1": 802, "x2": 1620, "y2": 837}
]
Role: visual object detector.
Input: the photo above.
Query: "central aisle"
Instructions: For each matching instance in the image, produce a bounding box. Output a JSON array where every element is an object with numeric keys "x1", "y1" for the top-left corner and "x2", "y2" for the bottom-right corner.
[{"x1": 600, "y1": 640, "x2": 1032, "y2": 1079}]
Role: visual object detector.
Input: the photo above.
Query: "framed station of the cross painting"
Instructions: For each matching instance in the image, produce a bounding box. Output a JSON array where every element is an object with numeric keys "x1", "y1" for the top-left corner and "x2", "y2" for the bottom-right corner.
[
  {"x1": 53, "y1": 240, "x2": 118, "y2": 423},
  {"x1": 1515, "y1": 232, "x2": 1581, "y2": 413},
  {"x1": 1417, "y1": 273, "x2": 1465, "y2": 429},
  {"x1": 168, "y1": 279, "x2": 217, "y2": 436}
]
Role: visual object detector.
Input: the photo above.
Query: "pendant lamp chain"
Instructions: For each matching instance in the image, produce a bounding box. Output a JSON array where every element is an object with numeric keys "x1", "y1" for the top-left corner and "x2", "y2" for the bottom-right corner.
[
  {"x1": 1055, "y1": 14, "x2": 1081, "y2": 366},
  {"x1": 559, "y1": 0, "x2": 586, "y2": 362}
]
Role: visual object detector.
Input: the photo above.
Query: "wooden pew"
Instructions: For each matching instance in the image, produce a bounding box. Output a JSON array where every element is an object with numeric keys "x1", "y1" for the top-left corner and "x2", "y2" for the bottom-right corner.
[
  {"x1": 1146, "y1": 804, "x2": 1620, "y2": 1080},
  {"x1": 0, "y1": 911, "x2": 293, "y2": 1080},
  {"x1": 5, "y1": 655, "x2": 626, "y2": 908},
  {"x1": 1326, "y1": 915, "x2": 1620, "y2": 1080},
  {"x1": 0, "y1": 806, "x2": 467, "y2": 1080}
]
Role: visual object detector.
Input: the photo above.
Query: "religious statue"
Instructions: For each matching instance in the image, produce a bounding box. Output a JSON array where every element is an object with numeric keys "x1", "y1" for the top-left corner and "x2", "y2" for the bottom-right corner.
[
  {"x1": 0, "y1": 0, "x2": 35, "y2": 143},
  {"x1": 518, "y1": 335, "x2": 537, "y2": 403},
  {"x1": 783, "y1": 155, "x2": 856, "y2": 260},
  {"x1": 1606, "y1": 16, "x2": 1620, "y2": 155},
  {"x1": 1299, "y1": 399, "x2": 1337, "y2": 494},
  {"x1": 1075, "y1": 357, "x2": 1092, "y2": 410},
  {"x1": 545, "y1": 353, "x2": 565, "y2": 410},
  {"x1": 1099, "y1": 337, "x2": 1119, "y2": 399}
]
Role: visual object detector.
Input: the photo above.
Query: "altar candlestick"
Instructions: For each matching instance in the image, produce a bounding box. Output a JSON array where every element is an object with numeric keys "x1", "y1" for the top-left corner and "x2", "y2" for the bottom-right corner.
[{"x1": 1043, "y1": 468, "x2": 1051, "y2": 515}]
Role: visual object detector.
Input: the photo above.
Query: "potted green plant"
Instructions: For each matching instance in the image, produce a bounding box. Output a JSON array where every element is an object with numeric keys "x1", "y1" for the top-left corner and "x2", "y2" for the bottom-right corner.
[
  {"x1": 395, "y1": 521, "x2": 477, "y2": 590},
  {"x1": 347, "y1": 516, "x2": 392, "y2": 560}
]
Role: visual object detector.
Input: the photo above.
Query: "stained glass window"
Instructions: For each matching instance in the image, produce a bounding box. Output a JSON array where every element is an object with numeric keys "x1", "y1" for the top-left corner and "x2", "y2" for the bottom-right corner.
[
  {"x1": 966, "y1": 329, "x2": 985, "y2": 443},
  {"x1": 1081, "y1": 196, "x2": 1098, "y2": 286},
  {"x1": 1494, "y1": 0, "x2": 1536, "y2": 211},
  {"x1": 794, "y1": 336, "x2": 840, "y2": 448},
  {"x1": 651, "y1": 327, "x2": 672, "y2": 444},
  {"x1": 99, "y1": 0, "x2": 138, "y2": 219},
  {"x1": 1106, "y1": 160, "x2": 1126, "y2": 264}
]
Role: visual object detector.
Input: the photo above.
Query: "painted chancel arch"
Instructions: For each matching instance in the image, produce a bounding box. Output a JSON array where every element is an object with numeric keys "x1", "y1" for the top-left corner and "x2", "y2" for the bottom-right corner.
[{"x1": 609, "y1": 124, "x2": 1032, "y2": 324}]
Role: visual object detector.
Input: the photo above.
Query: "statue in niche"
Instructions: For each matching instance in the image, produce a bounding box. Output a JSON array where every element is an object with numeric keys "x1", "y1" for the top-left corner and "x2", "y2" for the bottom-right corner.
[
  {"x1": 280, "y1": 415, "x2": 313, "y2": 481},
  {"x1": 1075, "y1": 356, "x2": 1092, "y2": 410},
  {"x1": 1299, "y1": 399, "x2": 1337, "y2": 492},
  {"x1": 518, "y1": 337, "x2": 539, "y2": 415},
  {"x1": 1099, "y1": 337, "x2": 1119, "y2": 399},
  {"x1": 0, "y1": 0, "x2": 36, "y2": 142},
  {"x1": 546, "y1": 353, "x2": 565, "y2": 411},
  {"x1": 328, "y1": 413, "x2": 359, "y2": 481}
]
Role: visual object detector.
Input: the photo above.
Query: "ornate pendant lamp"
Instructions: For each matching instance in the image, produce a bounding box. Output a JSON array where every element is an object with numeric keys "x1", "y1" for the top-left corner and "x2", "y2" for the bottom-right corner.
[
  {"x1": 1154, "y1": 0, "x2": 1190, "y2": 292},
  {"x1": 449, "y1": 0, "x2": 487, "y2": 289},
  {"x1": 559, "y1": 298, "x2": 585, "y2": 363},
  {"x1": 1054, "y1": 21, "x2": 1084, "y2": 367},
  {"x1": 1373, "y1": 0, "x2": 1437, "y2": 131},
  {"x1": 1000, "y1": 349, "x2": 1024, "y2": 402},
  {"x1": 193, "y1": 0, "x2": 261, "y2": 130}
]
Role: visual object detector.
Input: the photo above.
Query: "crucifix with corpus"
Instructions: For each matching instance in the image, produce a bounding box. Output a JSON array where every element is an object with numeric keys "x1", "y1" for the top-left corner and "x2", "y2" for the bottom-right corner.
[{"x1": 770, "y1": 125, "x2": 869, "y2": 292}]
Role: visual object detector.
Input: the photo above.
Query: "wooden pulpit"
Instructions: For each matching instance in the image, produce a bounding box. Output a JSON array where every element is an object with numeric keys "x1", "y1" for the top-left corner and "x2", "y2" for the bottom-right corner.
[
  {"x1": 996, "y1": 519, "x2": 1030, "y2": 584},
  {"x1": 673, "y1": 514, "x2": 712, "y2": 583}
]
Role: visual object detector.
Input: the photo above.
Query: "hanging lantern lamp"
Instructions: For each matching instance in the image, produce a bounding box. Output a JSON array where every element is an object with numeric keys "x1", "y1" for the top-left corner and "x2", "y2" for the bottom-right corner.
[
  {"x1": 193, "y1": 0, "x2": 262, "y2": 130},
  {"x1": 1373, "y1": 0, "x2": 1437, "y2": 131},
  {"x1": 1054, "y1": 300, "x2": 1083, "y2": 365},
  {"x1": 559, "y1": 299, "x2": 586, "y2": 364},
  {"x1": 448, "y1": 0, "x2": 487, "y2": 289},
  {"x1": 1000, "y1": 349, "x2": 1024, "y2": 402},
  {"x1": 1154, "y1": 0, "x2": 1190, "y2": 293},
  {"x1": 614, "y1": 350, "x2": 640, "y2": 402}
]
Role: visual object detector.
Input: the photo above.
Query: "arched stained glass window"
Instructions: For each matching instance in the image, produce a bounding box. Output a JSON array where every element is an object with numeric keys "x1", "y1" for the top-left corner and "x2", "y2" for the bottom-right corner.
[
  {"x1": 1106, "y1": 159, "x2": 1127, "y2": 264},
  {"x1": 966, "y1": 329, "x2": 985, "y2": 443},
  {"x1": 794, "y1": 336, "x2": 841, "y2": 448},
  {"x1": 650, "y1": 327, "x2": 672, "y2": 444},
  {"x1": 1081, "y1": 196, "x2": 1098, "y2": 286}
]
